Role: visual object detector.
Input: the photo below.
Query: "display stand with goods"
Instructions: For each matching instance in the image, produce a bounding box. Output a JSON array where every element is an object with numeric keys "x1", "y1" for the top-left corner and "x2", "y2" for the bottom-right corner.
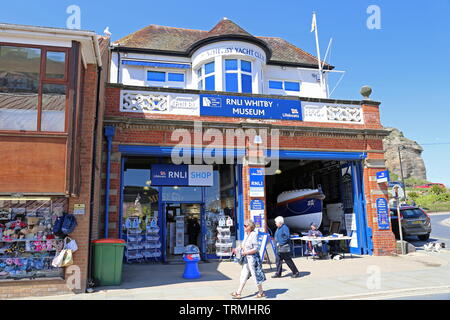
[
  {"x1": 142, "y1": 217, "x2": 161, "y2": 261},
  {"x1": 215, "y1": 216, "x2": 233, "y2": 260},
  {"x1": 0, "y1": 200, "x2": 66, "y2": 280},
  {"x1": 124, "y1": 217, "x2": 144, "y2": 263},
  {"x1": 124, "y1": 216, "x2": 161, "y2": 263}
]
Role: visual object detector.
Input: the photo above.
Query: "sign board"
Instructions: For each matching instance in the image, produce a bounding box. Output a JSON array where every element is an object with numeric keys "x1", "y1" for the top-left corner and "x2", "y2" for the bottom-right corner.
[
  {"x1": 151, "y1": 164, "x2": 213, "y2": 186},
  {"x1": 121, "y1": 91, "x2": 200, "y2": 116},
  {"x1": 376, "y1": 198, "x2": 390, "y2": 230},
  {"x1": 73, "y1": 204, "x2": 85, "y2": 215},
  {"x1": 250, "y1": 199, "x2": 265, "y2": 232},
  {"x1": 376, "y1": 170, "x2": 390, "y2": 183},
  {"x1": 390, "y1": 185, "x2": 405, "y2": 199},
  {"x1": 257, "y1": 232, "x2": 277, "y2": 262},
  {"x1": 249, "y1": 168, "x2": 265, "y2": 197},
  {"x1": 200, "y1": 94, "x2": 302, "y2": 121}
]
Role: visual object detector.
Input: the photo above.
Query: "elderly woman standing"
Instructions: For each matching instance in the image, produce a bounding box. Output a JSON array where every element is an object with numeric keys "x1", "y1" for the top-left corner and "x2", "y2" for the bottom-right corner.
[
  {"x1": 231, "y1": 219, "x2": 266, "y2": 299},
  {"x1": 272, "y1": 216, "x2": 300, "y2": 278}
]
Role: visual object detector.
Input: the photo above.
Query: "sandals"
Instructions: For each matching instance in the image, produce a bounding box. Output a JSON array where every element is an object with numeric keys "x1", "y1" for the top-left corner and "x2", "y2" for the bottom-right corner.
[
  {"x1": 256, "y1": 292, "x2": 266, "y2": 298},
  {"x1": 231, "y1": 292, "x2": 242, "y2": 299}
]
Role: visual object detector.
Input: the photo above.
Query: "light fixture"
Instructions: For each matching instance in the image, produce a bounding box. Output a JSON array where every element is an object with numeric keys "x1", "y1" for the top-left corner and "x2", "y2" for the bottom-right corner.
[
  {"x1": 173, "y1": 186, "x2": 179, "y2": 190},
  {"x1": 275, "y1": 169, "x2": 282, "y2": 175},
  {"x1": 145, "y1": 180, "x2": 151, "y2": 185},
  {"x1": 253, "y1": 135, "x2": 263, "y2": 144}
]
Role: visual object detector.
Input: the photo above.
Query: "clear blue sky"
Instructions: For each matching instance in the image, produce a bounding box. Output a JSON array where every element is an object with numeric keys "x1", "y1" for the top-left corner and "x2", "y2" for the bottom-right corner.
[{"x1": 1, "y1": 0, "x2": 449, "y2": 186}]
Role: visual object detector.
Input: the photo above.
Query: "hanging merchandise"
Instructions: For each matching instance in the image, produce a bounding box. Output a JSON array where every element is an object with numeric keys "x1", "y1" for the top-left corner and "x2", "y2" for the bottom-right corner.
[
  {"x1": 61, "y1": 214, "x2": 78, "y2": 235},
  {"x1": 64, "y1": 237, "x2": 78, "y2": 252},
  {"x1": 215, "y1": 216, "x2": 233, "y2": 258},
  {"x1": 0, "y1": 199, "x2": 66, "y2": 280}
]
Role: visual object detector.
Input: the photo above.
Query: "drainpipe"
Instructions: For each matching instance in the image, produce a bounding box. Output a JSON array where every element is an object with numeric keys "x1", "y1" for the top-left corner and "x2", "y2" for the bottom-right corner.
[
  {"x1": 87, "y1": 65, "x2": 103, "y2": 289},
  {"x1": 104, "y1": 126, "x2": 115, "y2": 238}
]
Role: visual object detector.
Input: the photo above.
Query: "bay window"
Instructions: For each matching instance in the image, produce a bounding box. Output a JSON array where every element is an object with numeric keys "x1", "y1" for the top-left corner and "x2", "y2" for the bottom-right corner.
[
  {"x1": 224, "y1": 59, "x2": 252, "y2": 93},
  {"x1": 196, "y1": 61, "x2": 215, "y2": 91},
  {"x1": 0, "y1": 44, "x2": 68, "y2": 132}
]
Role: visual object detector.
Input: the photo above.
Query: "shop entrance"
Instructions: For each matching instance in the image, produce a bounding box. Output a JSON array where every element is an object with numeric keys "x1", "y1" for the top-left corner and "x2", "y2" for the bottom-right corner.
[
  {"x1": 164, "y1": 202, "x2": 203, "y2": 262},
  {"x1": 266, "y1": 157, "x2": 372, "y2": 255},
  {"x1": 120, "y1": 155, "x2": 239, "y2": 263}
]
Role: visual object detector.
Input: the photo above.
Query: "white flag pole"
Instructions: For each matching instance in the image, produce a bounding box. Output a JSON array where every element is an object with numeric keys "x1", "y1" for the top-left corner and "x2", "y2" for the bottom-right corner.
[{"x1": 312, "y1": 12, "x2": 324, "y2": 92}]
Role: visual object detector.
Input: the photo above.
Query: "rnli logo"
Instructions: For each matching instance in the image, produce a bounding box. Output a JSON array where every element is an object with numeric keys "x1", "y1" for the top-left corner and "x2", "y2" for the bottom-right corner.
[{"x1": 202, "y1": 97, "x2": 222, "y2": 107}]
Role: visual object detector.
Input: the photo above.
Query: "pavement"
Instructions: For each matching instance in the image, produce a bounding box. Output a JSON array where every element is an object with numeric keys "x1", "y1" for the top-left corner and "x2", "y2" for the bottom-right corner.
[
  {"x1": 14, "y1": 250, "x2": 450, "y2": 300},
  {"x1": 12, "y1": 212, "x2": 450, "y2": 301}
]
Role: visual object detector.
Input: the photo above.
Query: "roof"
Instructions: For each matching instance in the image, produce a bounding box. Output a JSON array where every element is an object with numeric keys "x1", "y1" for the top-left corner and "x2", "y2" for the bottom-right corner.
[{"x1": 113, "y1": 18, "x2": 333, "y2": 69}]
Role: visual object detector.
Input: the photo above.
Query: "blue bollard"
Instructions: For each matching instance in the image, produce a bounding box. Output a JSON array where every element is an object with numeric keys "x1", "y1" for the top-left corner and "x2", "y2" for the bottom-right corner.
[{"x1": 182, "y1": 254, "x2": 201, "y2": 279}]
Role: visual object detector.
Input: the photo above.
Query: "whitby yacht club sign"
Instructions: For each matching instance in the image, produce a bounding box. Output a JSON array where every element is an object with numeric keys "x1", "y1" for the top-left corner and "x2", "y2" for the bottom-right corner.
[
  {"x1": 195, "y1": 46, "x2": 266, "y2": 63},
  {"x1": 120, "y1": 89, "x2": 362, "y2": 123}
]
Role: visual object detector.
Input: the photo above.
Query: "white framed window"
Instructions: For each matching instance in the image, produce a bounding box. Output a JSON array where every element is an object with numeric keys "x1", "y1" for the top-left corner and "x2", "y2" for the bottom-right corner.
[
  {"x1": 268, "y1": 80, "x2": 301, "y2": 95},
  {"x1": 224, "y1": 59, "x2": 252, "y2": 93},
  {"x1": 146, "y1": 69, "x2": 186, "y2": 88},
  {"x1": 196, "y1": 61, "x2": 215, "y2": 91}
]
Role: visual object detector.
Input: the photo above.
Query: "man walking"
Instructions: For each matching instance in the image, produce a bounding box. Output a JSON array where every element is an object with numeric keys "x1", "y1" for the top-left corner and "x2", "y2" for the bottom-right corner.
[{"x1": 272, "y1": 216, "x2": 300, "y2": 278}]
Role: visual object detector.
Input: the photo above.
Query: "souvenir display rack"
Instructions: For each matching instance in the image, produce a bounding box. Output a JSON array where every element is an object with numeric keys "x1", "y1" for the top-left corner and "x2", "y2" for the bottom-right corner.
[
  {"x1": 124, "y1": 217, "x2": 161, "y2": 263},
  {"x1": 0, "y1": 199, "x2": 65, "y2": 280},
  {"x1": 215, "y1": 216, "x2": 233, "y2": 259}
]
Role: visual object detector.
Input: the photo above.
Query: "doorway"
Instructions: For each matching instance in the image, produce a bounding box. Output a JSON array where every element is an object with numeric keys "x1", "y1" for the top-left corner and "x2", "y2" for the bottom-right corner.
[{"x1": 164, "y1": 202, "x2": 203, "y2": 262}]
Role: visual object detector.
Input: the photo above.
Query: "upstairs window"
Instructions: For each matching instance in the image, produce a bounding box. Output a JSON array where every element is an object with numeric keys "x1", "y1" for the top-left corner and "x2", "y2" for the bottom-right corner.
[
  {"x1": 224, "y1": 59, "x2": 252, "y2": 93},
  {"x1": 196, "y1": 61, "x2": 215, "y2": 91},
  {"x1": 268, "y1": 80, "x2": 301, "y2": 95},
  {"x1": 0, "y1": 44, "x2": 68, "y2": 132},
  {"x1": 146, "y1": 70, "x2": 185, "y2": 88}
]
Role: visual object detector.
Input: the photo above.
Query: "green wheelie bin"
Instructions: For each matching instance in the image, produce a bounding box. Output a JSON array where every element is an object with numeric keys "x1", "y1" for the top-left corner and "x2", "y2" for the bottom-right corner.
[{"x1": 92, "y1": 239, "x2": 126, "y2": 286}]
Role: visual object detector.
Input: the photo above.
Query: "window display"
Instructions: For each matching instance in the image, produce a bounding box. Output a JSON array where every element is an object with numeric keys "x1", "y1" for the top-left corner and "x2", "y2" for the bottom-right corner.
[{"x1": 0, "y1": 198, "x2": 66, "y2": 280}]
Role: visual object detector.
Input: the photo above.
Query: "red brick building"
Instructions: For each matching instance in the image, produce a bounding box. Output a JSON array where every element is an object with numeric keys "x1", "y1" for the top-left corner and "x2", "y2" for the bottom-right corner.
[
  {"x1": 99, "y1": 19, "x2": 395, "y2": 271},
  {"x1": 0, "y1": 23, "x2": 109, "y2": 298}
]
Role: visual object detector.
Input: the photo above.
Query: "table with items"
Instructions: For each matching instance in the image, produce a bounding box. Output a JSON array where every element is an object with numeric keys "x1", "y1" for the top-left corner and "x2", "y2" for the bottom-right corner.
[{"x1": 290, "y1": 235, "x2": 353, "y2": 259}]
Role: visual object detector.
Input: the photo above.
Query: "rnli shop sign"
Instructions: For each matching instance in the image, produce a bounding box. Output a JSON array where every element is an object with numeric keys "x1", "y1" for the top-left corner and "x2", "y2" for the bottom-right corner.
[
  {"x1": 249, "y1": 168, "x2": 265, "y2": 197},
  {"x1": 200, "y1": 94, "x2": 302, "y2": 121},
  {"x1": 151, "y1": 164, "x2": 213, "y2": 186}
]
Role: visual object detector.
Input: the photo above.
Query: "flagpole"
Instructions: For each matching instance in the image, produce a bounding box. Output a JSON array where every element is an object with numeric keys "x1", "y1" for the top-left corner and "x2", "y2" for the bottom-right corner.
[{"x1": 312, "y1": 12, "x2": 324, "y2": 92}]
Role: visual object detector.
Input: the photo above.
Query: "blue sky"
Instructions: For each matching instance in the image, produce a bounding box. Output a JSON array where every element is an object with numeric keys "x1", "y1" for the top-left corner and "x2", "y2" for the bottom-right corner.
[{"x1": 1, "y1": 0, "x2": 449, "y2": 186}]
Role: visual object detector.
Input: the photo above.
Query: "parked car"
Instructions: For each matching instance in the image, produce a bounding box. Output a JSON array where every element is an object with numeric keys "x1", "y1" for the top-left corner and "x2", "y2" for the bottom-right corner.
[
  {"x1": 390, "y1": 206, "x2": 431, "y2": 241},
  {"x1": 414, "y1": 183, "x2": 446, "y2": 189}
]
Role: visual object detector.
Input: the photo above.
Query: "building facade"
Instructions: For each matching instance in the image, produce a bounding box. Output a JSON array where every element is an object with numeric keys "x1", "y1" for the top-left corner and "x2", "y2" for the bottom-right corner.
[
  {"x1": 0, "y1": 23, "x2": 109, "y2": 298},
  {"x1": 101, "y1": 18, "x2": 395, "y2": 266}
]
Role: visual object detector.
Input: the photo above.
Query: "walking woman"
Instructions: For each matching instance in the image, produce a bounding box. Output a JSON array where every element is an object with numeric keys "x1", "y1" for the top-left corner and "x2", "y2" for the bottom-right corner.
[
  {"x1": 231, "y1": 219, "x2": 266, "y2": 299},
  {"x1": 272, "y1": 216, "x2": 300, "y2": 278}
]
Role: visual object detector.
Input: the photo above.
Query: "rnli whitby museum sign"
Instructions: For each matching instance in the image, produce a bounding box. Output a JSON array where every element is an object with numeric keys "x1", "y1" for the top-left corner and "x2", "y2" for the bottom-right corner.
[{"x1": 200, "y1": 94, "x2": 302, "y2": 121}]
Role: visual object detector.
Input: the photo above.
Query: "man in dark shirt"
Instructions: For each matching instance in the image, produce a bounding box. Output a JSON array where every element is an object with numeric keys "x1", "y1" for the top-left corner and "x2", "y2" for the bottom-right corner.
[{"x1": 272, "y1": 216, "x2": 300, "y2": 278}]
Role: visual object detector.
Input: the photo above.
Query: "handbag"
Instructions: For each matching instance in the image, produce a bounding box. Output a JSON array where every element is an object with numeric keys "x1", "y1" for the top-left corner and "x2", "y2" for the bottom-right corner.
[
  {"x1": 278, "y1": 243, "x2": 291, "y2": 253},
  {"x1": 64, "y1": 237, "x2": 78, "y2": 252},
  {"x1": 60, "y1": 249, "x2": 73, "y2": 267},
  {"x1": 51, "y1": 249, "x2": 66, "y2": 267}
]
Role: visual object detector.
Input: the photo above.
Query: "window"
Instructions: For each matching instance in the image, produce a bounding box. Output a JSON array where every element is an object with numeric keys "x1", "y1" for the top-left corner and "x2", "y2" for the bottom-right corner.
[
  {"x1": 146, "y1": 70, "x2": 185, "y2": 88},
  {"x1": 197, "y1": 61, "x2": 215, "y2": 91},
  {"x1": 268, "y1": 80, "x2": 301, "y2": 94},
  {"x1": 224, "y1": 59, "x2": 252, "y2": 93},
  {"x1": 0, "y1": 44, "x2": 68, "y2": 132}
]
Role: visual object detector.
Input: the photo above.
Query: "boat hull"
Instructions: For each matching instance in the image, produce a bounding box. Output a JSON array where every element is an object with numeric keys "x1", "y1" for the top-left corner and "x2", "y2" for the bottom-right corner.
[{"x1": 270, "y1": 190, "x2": 325, "y2": 232}]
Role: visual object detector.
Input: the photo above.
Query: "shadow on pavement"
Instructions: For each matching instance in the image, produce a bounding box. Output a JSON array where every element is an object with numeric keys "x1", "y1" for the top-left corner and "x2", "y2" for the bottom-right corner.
[
  {"x1": 96, "y1": 261, "x2": 232, "y2": 291},
  {"x1": 264, "y1": 288, "x2": 289, "y2": 299}
]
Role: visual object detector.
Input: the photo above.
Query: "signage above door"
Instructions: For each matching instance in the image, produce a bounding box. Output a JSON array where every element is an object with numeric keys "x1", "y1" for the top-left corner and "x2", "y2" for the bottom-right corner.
[{"x1": 151, "y1": 164, "x2": 213, "y2": 186}]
